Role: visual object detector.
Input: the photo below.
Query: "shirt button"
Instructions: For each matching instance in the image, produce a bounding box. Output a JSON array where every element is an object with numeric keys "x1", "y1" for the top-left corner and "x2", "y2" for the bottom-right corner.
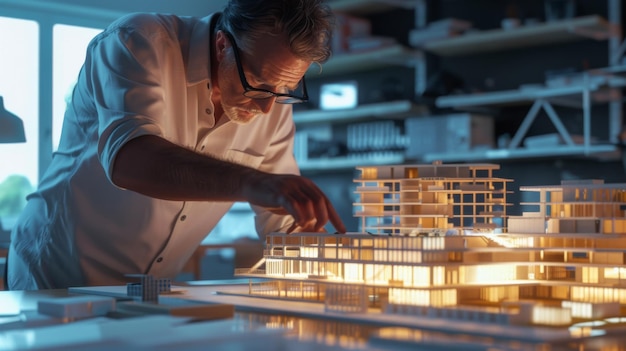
[
  {"x1": 180, "y1": 215, "x2": 187, "y2": 221},
  {"x1": 205, "y1": 108, "x2": 211, "y2": 114},
  {"x1": 156, "y1": 257, "x2": 163, "y2": 263}
]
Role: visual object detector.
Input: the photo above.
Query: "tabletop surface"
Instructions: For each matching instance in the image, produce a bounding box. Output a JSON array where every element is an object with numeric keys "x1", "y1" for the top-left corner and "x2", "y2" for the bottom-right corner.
[{"x1": 2, "y1": 282, "x2": 626, "y2": 351}]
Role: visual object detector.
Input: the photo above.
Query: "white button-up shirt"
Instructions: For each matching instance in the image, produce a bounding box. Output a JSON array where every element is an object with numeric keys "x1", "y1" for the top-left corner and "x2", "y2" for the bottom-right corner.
[{"x1": 9, "y1": 12, "x2": 297, "y2": 289}]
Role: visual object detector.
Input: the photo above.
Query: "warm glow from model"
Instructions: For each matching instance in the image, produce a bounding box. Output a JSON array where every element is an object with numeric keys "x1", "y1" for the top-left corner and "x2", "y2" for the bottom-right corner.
[
  {"x1": 300, "y1": 247, "x2": 318, "y2": 258},
  {"x1": 389, "y1": 288, "x2": 457, "y2": 307},
  {"x1": 582, "y1": 266, "x2": 600, "y2": 283},
  {"x1": 481, "y1": 286, "x2": 519, "y2": 303},
  {"x1": 562, "y1": 301, "x2": 593, "y2": 318},
  {"x1": 237, "y1": 164, "x2": 626, "y2": 339},
  {"x1": 482, "y1": 233, "x2": 535, "y2": 248},
  {"x1": 532, "y1": 306, "x2": 572, "y2": 325},
  {"x1": 605, "y1": 267, "x2": 626, "y2": 279},
  {"x1": 462, "y1": 265, "x2": 517, "y2": 283},
  {"x1": 364, "y1": 264, "x2": 392, "y2": 285},
  {"x1": 344, "y1": 263, "x2": 361, "y2": 282},
  {"x1": 571, "y1": 286, "x2": 626, "y2": 304}
]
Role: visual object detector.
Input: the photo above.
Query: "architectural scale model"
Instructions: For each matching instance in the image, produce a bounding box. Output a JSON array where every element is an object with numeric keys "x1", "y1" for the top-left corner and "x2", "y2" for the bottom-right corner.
[
  {"x1": 126, "y1": 274, "x2": 172, "y2": 302},
  {"x1": 234, "y1": 162, "x2": 626, "y2": 344}
]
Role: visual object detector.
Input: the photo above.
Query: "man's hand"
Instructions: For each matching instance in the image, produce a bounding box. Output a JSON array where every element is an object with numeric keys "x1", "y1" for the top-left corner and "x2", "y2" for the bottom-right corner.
[{"x1": 242, "y1": 173, "x2": 346, "y2": 234}]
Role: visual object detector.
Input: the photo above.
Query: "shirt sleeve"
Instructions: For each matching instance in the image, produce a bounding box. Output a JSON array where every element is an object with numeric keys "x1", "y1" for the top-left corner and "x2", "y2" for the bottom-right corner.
[{"x1": 85, "y1": 15, "x2": 172, "y2": 183}]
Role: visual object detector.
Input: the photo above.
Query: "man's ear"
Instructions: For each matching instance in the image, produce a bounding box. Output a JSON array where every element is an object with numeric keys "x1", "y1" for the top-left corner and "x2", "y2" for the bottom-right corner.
[{"x1": 215, "y1": 30, "x2": 228, "y2": 61}]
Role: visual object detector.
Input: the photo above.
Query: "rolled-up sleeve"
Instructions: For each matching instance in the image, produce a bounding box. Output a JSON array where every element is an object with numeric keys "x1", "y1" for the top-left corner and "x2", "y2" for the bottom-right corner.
[{"x1": 84, "y1": 16, "x2": 172, "y2": 182}]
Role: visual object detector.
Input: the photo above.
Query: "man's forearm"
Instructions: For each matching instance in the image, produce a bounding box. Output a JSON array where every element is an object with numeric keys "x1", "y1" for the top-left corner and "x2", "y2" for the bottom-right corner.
[
  {"x1": 112, "y1": 134, "x2": 347, "y2": 233},
  {"x1": 111, "y1": 135, "x2": 260, "y2": 201}
]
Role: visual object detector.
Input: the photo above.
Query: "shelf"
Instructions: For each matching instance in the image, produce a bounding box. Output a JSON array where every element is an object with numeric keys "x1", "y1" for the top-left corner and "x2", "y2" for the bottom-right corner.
[
  {"x1": 328, "y1": 0, "x2": 416, "y2": 15},
  {"x1": 436, "y1": 84, "x2": 604, "y2": 108},
  {"x1": 293, "y1": 100, "x2": 427, "y2": 125},
  {"x1": 435, "y1": 68, "x2": 626, "y2": 108},
  {"x1": 308, "y1": 44, "x2": 421, "y2": 77},
  {"x1": 434, "y1": 66, "x2": 626, "y2": 155},
  {"x1": 298, "y1": 145, "x2": 618, "y2": 171},
  {"x1": 299, "y1": 153, "x2": 405, "y2": 172},
  {"x1": 422, "y1": 15, "x2": 613, "y2": 56},
  {"x1": 421, "y1": 144, "x2": 619, "y2": 163}
]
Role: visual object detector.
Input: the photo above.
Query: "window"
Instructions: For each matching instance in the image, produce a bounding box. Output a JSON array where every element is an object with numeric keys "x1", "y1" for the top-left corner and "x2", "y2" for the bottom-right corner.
[
  {"x1": 0, "y1": 18, "x2": 102, "y2": 233},
  {"x1": 53, "y1": 24, "x2": 102, "y2": 150},
  {"x1": 0, "y1": 16, "x2": 38, "y2": 232}
]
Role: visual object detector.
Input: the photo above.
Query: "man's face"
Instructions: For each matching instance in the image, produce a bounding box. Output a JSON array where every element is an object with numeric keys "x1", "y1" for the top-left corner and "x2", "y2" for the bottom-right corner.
[{"x1": 216, "y1": 31, "x2": 310, "y2": 124}]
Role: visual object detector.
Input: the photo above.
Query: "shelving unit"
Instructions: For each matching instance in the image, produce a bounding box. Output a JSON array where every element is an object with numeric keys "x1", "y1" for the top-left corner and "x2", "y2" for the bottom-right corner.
[
  {"x1": 436, "y1": 70, "x2": 626, "y2": 157},
  {"x1": 299, "y1": 153, "x2": 405, "y2": 172},
  {"x1": 422, "y1": 15, "x2": 614, "y2": 56},
  {"x1": 310, "y1": 0, "x2": 427, "y2": 94},
  {"x1": 296, "y1": 0, "x2": 424, "y2": 172},
  {"x1": 307, "y1": 44, "x2": 422, "y2": 77},
  {"x1": 421, "y1": 0, "x2": 624, "y2": 163},
  {"x1": 422, "y1": 144, "x2": 618, "y2": 164},
  {"x1": 436, "y1": 79, "x2": 618, "y2": 108},
  {"x1": 294, "y1": 101, "x2": 415, "y2": 171},
  {"x1": 300, "y1": 1, "x2": 625, "y2": 171},
  {"x1": 328, "y1": 0, "x2": 418, "y2": 16},
  {"x1": 293, "y1": 100, "x2": 425, "y2": 125}
]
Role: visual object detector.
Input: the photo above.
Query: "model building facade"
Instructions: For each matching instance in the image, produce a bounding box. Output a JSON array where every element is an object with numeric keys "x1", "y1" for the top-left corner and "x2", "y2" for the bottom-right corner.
[
  {"x1": 238, "y1": 163, "x2": 626, "y2": 330},
  {"x1": 353, "y1": 163, "x2": 511, "y2": 235}
]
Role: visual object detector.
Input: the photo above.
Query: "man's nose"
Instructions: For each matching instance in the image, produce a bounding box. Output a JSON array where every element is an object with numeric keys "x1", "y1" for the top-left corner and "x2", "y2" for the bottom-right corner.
[{"x1": 256, "y1": 96, "x2": 276, "y2": 114}]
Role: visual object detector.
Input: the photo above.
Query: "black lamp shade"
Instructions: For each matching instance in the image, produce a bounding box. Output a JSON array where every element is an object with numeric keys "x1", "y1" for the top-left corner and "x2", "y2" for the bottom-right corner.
[{"x1": 0, "y1": 96, "x2": 26, "y2": 143}]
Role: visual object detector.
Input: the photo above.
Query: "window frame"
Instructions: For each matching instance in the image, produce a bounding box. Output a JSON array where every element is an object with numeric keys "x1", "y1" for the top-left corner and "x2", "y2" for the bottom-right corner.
[{"x1": 0, "y1": 1, "x2": 120, "y2": 180}]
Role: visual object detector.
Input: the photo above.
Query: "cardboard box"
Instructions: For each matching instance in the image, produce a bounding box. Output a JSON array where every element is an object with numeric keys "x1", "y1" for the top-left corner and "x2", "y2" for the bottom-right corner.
[{"x1": 405, "y1": 114, "x2": 494, "y2": 159}]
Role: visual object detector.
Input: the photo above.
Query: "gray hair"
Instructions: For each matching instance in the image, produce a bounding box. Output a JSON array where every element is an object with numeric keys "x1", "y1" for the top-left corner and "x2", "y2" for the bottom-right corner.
[{"x1": 217, "y1": 0, "x2": 334, "y2": 64}]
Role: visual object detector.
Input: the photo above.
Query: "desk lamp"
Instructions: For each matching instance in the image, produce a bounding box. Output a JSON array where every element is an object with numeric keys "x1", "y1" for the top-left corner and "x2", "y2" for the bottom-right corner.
[{"x1": 0, "y1": 96, "x2": 25, "y2": 143}]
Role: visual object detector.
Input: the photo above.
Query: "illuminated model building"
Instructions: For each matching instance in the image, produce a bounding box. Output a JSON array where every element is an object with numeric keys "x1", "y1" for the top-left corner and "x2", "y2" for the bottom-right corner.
[{"x1": 238, "y1": 163, "x2": 626, "y2": 331}]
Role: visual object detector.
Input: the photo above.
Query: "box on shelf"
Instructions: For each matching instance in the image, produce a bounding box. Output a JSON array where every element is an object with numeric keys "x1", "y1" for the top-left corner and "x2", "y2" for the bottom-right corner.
[
  {"x1": 347, "y1": 35, "x2": 397, "y2": 52},
  {"x1": 332, "y1": 13, "x2": 371, "y2": 54},
  {"x1": 405, "y1": 114, "x2": 494, "y2": 159},
  {"x1": 409, "y1": 18, "x2": 472, "y2": 47},
  {"x1": 523, "y1": 133, "x2": 591, "y2": 148}
]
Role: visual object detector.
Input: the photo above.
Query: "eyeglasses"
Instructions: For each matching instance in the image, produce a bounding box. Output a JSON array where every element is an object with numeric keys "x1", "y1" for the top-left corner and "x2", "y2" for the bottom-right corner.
[{"x1": 225, "y1": 32, "x2": 308, "y2": 104}]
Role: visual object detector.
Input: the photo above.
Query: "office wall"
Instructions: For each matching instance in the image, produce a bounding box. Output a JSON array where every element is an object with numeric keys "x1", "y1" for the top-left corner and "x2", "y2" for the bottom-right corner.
[{"x1": 1, "y1": 0, "x2": 228, "y2": 18}]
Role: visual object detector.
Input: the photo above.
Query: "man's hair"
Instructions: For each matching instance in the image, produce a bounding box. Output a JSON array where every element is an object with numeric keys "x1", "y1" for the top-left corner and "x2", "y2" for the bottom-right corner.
[{"x1": 217, "y1": 0, "x2": 333, "y2": 64}]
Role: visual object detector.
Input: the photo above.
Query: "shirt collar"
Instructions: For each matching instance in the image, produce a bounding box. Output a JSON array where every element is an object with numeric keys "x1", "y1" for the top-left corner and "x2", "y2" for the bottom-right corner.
[{"x1": 186, "y1": 12, "x2": 220, "y2": 85}]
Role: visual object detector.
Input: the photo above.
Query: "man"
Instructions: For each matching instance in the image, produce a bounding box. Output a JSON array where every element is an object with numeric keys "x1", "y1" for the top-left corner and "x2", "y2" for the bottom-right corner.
[{"x1": 8, "y1": 0, "x2": 345, "y2": 290}]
